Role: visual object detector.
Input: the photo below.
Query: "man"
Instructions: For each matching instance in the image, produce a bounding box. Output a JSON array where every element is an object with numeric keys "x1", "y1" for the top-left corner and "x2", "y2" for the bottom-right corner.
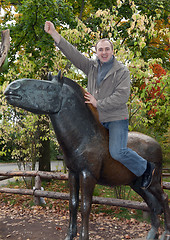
[{"x1": 44, "y1": 21, "x2": 155, "y2": 189}]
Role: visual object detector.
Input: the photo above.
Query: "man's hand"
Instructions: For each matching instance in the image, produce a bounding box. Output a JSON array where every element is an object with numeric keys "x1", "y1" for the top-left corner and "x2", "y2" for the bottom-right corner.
[
  {"x1": 44, "y1": 21, "x2": 61, "y2": 44},
  {"x1": 84, "y1": 92, "x2": 97, "y2": 108},
  {"x1": 44, "y1": 21, "x2": 56, "y2": 35}
]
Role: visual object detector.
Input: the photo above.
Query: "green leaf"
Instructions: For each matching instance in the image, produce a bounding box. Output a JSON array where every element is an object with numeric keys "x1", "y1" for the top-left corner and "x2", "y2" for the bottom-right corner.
[{"x1": 0, "y1": 55, "x2": 8, "y2": 73}]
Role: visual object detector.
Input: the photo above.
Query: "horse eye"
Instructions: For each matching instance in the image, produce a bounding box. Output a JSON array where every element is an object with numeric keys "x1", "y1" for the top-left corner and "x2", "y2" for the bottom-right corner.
[{"x1": 10, "y1": 82, "x2": 21, "y2": 90}]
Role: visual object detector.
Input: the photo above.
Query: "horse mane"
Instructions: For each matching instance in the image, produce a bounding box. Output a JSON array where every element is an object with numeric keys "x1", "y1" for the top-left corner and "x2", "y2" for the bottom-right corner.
[
  {"x1": 63, "y1": 76, "x2": 100, "y2": 122},
  {"x1": 63, "y1": 76, "x2": 86, "y2": 99}
]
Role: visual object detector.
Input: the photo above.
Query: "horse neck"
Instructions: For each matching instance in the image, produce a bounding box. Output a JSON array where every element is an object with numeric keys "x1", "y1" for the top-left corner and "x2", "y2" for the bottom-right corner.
[{"x1": 49, "y1": 84, "x2": 100, "y2": 156}]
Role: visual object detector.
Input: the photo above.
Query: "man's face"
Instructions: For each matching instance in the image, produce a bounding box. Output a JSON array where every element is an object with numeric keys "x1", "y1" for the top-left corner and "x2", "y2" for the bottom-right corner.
[{"x1": 96, "y1": 40, "x2": 113, "y2": 63}]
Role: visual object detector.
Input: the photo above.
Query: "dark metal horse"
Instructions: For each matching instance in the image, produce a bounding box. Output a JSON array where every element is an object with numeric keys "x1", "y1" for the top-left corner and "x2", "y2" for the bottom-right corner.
[{"x1": 4, "y1": 72, "x2": 170, "y2": 240}]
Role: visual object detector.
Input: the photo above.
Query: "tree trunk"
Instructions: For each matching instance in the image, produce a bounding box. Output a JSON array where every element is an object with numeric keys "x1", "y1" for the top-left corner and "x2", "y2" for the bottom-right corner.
[
  {"x1": 0, "y1": 29, "x2": 10, "y2": 70},
  {"x1": 38, "y1": 115, "x2": 51, "y2": 172}
]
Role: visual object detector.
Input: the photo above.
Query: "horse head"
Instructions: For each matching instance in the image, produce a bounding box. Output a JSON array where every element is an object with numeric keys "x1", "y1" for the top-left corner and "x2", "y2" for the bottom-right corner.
[{"x1": 4, "y1": 71, "x2": 63, "y2": 114}]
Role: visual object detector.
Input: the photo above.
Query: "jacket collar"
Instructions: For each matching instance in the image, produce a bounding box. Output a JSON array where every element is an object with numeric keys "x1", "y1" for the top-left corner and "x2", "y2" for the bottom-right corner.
[{"x1": 93, "y1": 55, "x2": 124, "y2": 79}]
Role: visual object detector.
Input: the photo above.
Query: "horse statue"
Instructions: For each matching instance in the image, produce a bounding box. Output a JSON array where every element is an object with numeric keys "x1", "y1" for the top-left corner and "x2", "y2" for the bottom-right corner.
[{"x1": 4, "y1": 72, "x2": 170, "y2": 240}]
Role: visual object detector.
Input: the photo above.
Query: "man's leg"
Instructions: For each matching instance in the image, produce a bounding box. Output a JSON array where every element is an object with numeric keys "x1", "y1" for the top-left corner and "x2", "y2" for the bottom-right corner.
[{"x1": 103, "y1": 120, "x2": 155, "y2": 189}]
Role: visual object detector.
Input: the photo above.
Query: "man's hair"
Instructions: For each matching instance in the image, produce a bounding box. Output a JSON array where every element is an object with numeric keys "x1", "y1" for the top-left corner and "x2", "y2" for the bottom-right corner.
[{"x1": 95, "y1": 38, "x2": 113, "y2": 51}]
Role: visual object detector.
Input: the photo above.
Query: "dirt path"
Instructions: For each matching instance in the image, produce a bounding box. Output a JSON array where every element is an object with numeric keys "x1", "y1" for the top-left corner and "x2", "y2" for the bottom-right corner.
[{"x1": 0, "y1": 202, "x2": 164, "y2": 240}]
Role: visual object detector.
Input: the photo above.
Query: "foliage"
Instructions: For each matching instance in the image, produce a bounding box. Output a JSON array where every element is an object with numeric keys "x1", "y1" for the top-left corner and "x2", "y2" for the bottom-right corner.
[
  {"x1": 129, "y1": 62, "x2": 169, "y2": 132},
  {"x1": 145, "y1": 18, "x2": 170, "y2": 69},
  {"x1": 128, "y1": 61, "x2": 169, "y2": 162},
  {"x1": 0, "y1": 0, "x2": 77, "y2": 83},
  {"x1": 66, "y1": 0, "x2": 169, "y2": 69}
]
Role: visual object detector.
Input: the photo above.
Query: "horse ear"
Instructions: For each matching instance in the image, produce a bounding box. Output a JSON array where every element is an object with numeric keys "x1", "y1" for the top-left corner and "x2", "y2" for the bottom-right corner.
[
  {"x1": 57, "y1": 69, "x2": 61, "y2": 80},
  {"x1": 48, "y1": 72, "x2": 53, "y2": 81},
  {"x1": 57, "y1": 69, "x2": 64, "y2": 85},
  {"x1": 52, "y1": 70, "x2": 63, "y2": 85}
]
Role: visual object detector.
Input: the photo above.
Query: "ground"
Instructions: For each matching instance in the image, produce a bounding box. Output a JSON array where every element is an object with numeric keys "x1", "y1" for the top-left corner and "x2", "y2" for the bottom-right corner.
[{"x1": 0, "y1": 200, "x2": 164, "y2": 240}]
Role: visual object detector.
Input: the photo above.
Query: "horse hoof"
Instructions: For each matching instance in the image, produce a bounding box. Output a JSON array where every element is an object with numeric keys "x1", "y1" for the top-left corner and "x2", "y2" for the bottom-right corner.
[
  {"x1": 147, "y1": 227, "x2": 159, "y2": 239},
  {"x1": 65, "y1": 237, "x2": 71, "y2": 240},
  {"x1": 65, "y1": 237, "x2": 73, "y2": 240},
  {"x1": 160, "y1": 231, "x2": 170, "y2": 240},
  {"x1": 79, "y1": 232, "x2": 89, "y2": 240},
  {"x1": 65, "y1": 234, "x2": 75, "y2": 240}
]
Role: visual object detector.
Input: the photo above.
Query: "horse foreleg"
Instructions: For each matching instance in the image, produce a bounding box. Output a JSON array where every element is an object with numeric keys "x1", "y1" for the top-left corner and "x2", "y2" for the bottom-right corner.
[
  {"x1": 65, "y1": 171, "x2": 79, "y2": 240},
  {"x1": 79, "y1": 170, "x2": 97, "y2": 240}
]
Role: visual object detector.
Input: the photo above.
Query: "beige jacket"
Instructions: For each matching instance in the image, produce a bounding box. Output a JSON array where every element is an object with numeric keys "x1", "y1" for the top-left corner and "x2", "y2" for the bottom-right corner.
[{"x1": 57, "y1": 37, "x2": 130, "y2": 122}]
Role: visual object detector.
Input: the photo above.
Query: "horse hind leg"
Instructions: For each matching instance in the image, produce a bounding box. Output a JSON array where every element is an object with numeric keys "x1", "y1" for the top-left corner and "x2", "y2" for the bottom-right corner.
[
  {"x1": 149, "y1": 183, "x2": 170, "y2": 240},
  {"x1": 131, "y1": 182, "x2": 163, "y2": 240}
]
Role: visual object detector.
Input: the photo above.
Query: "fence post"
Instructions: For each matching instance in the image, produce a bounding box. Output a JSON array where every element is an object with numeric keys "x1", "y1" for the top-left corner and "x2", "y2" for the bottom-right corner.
[
  {"x1": 34, "y1": 175, "x2": 41, "y2": 205},
  {"x1": 143, "y1": 210, "x2": 150, "y2": 220}
]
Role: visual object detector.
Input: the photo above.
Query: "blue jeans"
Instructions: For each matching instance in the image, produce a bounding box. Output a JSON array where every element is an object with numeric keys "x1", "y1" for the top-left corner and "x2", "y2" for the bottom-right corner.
[{"x1": 102, "y1": 120, "x2": 147, "y2": 177}]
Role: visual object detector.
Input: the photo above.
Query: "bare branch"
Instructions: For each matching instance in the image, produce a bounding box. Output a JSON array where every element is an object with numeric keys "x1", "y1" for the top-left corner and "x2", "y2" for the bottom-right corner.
[{"x1": 0, "y1": 29, "x2": 10, "y2": 68}]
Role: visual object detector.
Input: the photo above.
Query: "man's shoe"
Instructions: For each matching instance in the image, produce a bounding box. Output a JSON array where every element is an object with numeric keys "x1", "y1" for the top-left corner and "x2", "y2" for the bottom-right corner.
[{"x1": 141, "y1": 162, "x2": 155, "y2": 189}]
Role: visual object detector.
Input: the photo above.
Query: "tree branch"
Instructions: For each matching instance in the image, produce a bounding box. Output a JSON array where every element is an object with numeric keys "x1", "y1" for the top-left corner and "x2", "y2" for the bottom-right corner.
[
  {"x1": 0, "y1": 29, "x2": 10, "y2": 68},
  {"x1": 79, "y1": 0, "x2": 85, "y2": 20}
]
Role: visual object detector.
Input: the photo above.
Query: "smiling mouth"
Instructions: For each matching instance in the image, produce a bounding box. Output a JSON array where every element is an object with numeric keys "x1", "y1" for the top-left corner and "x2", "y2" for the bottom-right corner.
[{"x1": 102, "y1": 56, "x2": 108, "y2": 60}]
